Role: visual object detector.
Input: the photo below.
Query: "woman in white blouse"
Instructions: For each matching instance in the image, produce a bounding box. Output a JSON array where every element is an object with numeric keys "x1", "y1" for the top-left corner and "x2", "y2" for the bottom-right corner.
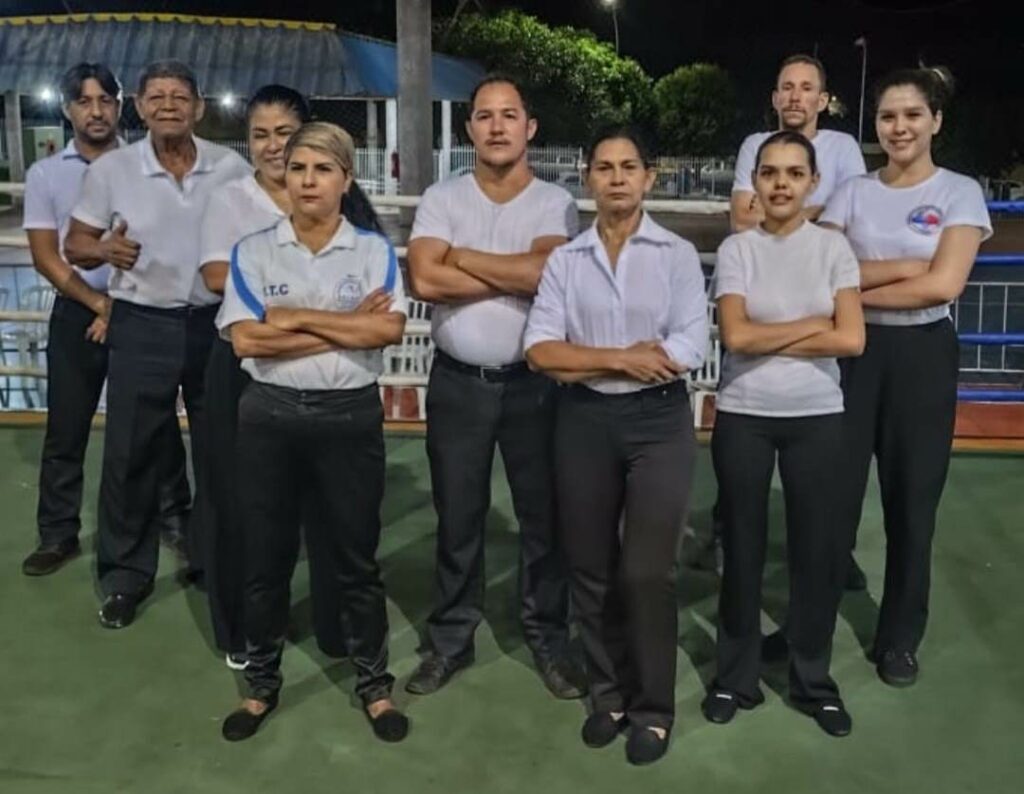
[
  {"x1": 704, "y1": 131, "x2": 864, "y2": 738},
  {"x1": 820, "y1": 68, "x2": 992, "y2": 688},
  {"x1": 525, "y1": 127, "x2": 707, "y2": 766}
]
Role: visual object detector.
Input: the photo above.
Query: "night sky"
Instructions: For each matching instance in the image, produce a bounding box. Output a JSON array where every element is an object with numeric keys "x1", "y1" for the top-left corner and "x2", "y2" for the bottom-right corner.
[{"x1": 6, "y1": 1, "x2": 1021, "y2": 135}]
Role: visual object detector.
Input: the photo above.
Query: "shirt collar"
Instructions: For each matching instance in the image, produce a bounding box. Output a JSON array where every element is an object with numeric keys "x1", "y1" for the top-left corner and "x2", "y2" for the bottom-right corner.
[
  {"x1": 244, "y1": 175, "x2": 287, "y2": 218},
  {"x1": 139, "y1": 131, "x2": 212, "y2": 177},
  {"x1": 564, "y1": 211, "x2": 674, "y2": 251},
  {"x1": 274, "y1": 215, "x2": 357, "y2": 254},
  {"x1": 61, "y1": 136, "x2": 125, "y2": 162}
]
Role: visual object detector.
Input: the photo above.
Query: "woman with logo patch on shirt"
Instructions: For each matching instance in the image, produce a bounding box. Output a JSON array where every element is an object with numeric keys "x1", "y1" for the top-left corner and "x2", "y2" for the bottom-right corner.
[
  {"x1": 820, "y1": 68, "x2": 992, "y2": 688},
  {"x1": 216, "y1": 122, "x2": 409, "y2": 743},
  {"x1": 703, "y1": 131, "x2": 864, "y2": 738}
]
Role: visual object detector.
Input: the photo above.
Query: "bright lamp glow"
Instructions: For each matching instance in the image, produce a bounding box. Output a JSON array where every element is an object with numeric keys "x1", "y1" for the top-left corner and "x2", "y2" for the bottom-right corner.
[
  {"x1": 220, "y1": 94, "x2": 236, "y2": 109},
  {"x1": 38, "y1": 87, "x2": 55, "y2": 103}
]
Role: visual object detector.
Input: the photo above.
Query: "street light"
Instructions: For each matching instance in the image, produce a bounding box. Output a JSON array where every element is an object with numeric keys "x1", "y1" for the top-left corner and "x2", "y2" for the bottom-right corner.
[
  {"x1": 854, "y1": 36, "x2": 868, "y2": 144},
  {"x1": 38, "y1": 87, "x2": 55, "y2": 103},
  {"x1": 602, "y1": 0, "x2": 620, "y2": 55},
  {"x1": 220, "y1": 94, "x2": 236, "y2": 109}
]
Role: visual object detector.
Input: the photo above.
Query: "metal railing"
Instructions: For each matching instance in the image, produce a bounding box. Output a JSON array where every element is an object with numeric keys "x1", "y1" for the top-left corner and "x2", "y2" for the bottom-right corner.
[{"x1": 2, "y1": 194, "x2": 1022, "y2": 416}]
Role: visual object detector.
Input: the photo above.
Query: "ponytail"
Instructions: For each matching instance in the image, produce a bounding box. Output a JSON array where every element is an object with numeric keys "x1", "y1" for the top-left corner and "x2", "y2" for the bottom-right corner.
[{"x1": 343, "y1": 181, "x2": 383, "y2": 235}]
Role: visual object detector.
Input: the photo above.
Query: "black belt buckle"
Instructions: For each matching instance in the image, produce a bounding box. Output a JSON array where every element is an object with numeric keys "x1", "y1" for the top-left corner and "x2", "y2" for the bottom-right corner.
[{"x1": 477, "y1": 364, "x2": 509, "y2": 383}]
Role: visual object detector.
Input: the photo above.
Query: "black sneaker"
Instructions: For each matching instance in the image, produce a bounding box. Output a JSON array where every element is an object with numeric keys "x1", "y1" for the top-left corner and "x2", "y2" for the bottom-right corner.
[
  {"x1": 845, "y1": 554, "x2": 868, "y2": 591},
  {"x1": 405, "y1": 652, "x2": 473, "y2": 695},
  {"x1": 535, "y1": 654, "x2": 587, "y2": 700},
  {"x1": 21, "y1": 539, "x2": 81, "y2": 576},
  {"x1": 876, "y1": 649, "x2": 919, "y2": 687}
]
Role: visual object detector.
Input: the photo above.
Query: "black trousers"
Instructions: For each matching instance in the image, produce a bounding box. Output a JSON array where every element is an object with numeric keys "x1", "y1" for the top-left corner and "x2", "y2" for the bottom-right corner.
[
  {"x1": 97, "y1": 300, "x2": 216, "y2": 596},
  {"x1": 237, "y1": 382, "x2": 393, "y2": 705},
  {"x1": 200, "y1": 337, "x2": 348, "y2": 656},
  {"x1": 556, "y1": 382, "x2": 696, "y2": 731},
  {"x1": 424, "y1": 358, "x2": 570, "y2": 661},
  {"x1": 37, "y1": 296, "x2": 189, "y2": 547},
  {"x1": 839, "y1": 320, "x2": 959, "y2": 655},
  {"x1": 711, "y1": 411, "x2": 846, "y2": 707}
]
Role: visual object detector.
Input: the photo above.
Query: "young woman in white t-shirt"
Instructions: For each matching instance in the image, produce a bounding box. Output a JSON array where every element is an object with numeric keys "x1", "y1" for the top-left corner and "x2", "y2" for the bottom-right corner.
[
  {"x1": 820, "y1": 69, "x2": 992, "y2": 688},
  {"x1": 705, "y1": 131, "x2": 864, "y2": 737}
]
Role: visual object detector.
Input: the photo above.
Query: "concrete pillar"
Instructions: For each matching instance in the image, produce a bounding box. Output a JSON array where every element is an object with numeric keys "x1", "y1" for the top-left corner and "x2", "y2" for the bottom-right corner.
[
  {"x1": 366, "y1": 99, "x2": 379, "y2": 149},
  {"x1": 385, "y1": 99, "x2": 398, "y2": 196},
  {"x1": 4, "y1": 91, "x2": 25, "y2": 183},
  {"x1": 397, "y1": 0, "x2": 433, "y2": 216},
  {"x1": 440, "y1": 99, "x2": 452, "y2": 180}
]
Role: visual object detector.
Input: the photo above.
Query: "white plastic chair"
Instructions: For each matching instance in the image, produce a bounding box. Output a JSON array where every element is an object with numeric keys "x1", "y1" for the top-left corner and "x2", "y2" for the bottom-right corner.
[{"x1": 1, "y1": 284, "x2": 56, "y2": 408}]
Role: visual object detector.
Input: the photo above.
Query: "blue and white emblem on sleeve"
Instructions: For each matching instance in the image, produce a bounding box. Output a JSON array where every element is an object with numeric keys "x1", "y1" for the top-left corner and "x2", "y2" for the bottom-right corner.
[{"x1": 334, "y1": 275, "x2": 364, "y2": 310}]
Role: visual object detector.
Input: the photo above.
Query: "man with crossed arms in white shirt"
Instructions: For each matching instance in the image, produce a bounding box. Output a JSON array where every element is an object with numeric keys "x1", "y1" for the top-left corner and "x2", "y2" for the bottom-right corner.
[{"x1": 405, "y1": 74, "x2": 585, "y2": 699}]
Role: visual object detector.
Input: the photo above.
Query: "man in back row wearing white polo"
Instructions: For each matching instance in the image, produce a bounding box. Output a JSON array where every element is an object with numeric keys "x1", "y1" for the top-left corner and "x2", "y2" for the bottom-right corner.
[
  {"x1": 725, "y1": 53, "x2": 868, "y2": 592},
  {"x1": 405, "y1": 74, "x2": 586, "y2": 699}
]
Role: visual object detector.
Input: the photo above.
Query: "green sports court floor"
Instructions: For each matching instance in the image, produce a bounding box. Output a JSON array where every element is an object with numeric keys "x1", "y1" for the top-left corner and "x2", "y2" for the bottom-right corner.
[{"x1": 1, "y1": 426, "x2": 1022, "y2": 793}]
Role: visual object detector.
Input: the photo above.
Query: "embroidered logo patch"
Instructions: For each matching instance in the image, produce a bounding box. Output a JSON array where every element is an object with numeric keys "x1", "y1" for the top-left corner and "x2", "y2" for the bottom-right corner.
[
  {"x1": 907, "y1": 205, "x2": 944, "y2": 235},
  {"x1": 334, "y1": 275, "x2": 364, "y2": 310}
]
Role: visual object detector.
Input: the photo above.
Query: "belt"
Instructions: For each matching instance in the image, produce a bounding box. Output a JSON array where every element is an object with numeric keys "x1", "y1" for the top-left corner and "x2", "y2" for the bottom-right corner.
[
  {"x1": 567, "y1": 379, "x2": 689, "y2": 401},
  {"x1": 434, "y1": 350, "x2": 531, "y2": 383}
]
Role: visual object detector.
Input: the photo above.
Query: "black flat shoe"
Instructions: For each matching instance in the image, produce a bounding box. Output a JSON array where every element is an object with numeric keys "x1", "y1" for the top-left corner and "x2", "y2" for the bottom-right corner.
[
  {"x1": 626, "y1": 726, "x2": 670, "y2": 766},
  {"x1": 701, "y1": 690, "x2": 740, "y2": 724},
  {"x1": 807, "y1": 702, "x2": 852, "y2": 737},
  {"x1": 366, "y1": 708, "x2": 409, "y2": 743},
  {"x1": 581, "y1": 712, "x2": 628, "y2": 748},
  {"x1": 98, "y1": 584, "x2": 153, "y2": 630},
  {"x1": 22, "y1": 539, "x2": 80, "y2": 576},
  {"x1": 222, "y1": 697, "x2": 278, "y2": 742}
]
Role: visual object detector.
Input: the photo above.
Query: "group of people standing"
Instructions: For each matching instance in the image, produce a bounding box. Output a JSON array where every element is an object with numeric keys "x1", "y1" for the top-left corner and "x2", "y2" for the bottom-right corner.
[{"x1": 19, "y1": 51, "x2": 989, "y2": 766}]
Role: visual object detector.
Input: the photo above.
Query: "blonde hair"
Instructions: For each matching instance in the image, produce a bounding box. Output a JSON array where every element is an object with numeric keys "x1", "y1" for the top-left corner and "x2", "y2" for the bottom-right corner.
[{"x1": 284, "y1": 121, "x2": 356, "y2": 175}]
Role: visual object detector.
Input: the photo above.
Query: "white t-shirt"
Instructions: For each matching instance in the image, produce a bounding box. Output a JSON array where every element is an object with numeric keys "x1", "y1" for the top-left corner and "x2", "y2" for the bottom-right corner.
[
  {"x1": 72, "y1": 133, "x2": 251, "y2": 308},
  {"x1": 22, "y1": 139, "x2": 115, "y2": 292},
  {"x1": 410, "y1": 173, "x2": 579, "y2": 366},
  {"x1": 732, "y1": 129, "x2": 866, "y2": 208},
  {"x1": 200, "y1": 175, "x2": 284, "y2": 267},
  {"x1": 820, "y1": 168, "x2": 993, "y2": 326},
  {"x1": 218, "y1": 216, "x2": 407, "y2": 391},
  {"x1": 715, "y1": 222, "x2": 861, "y2": 417}
]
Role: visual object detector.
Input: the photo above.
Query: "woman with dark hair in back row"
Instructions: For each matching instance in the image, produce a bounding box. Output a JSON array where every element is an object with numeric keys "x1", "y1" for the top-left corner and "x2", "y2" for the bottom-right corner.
[
  {"x1": 821, "y1": 68, "x2": 991, "y2": 688},
  {"x1": 197, "y1": 86, "x2": 385, "y2": 670}
]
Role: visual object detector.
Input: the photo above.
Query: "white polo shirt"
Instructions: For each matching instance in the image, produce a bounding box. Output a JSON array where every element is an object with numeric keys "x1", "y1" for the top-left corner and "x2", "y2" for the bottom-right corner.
[
  {"x1": 23, "y1": 139, "x2": 120, "y2": 292},
  {"x1": 820, "y1": 168, "x2": 993, "y2": 326},
  {"x1": 218, "y1": 216, "x2": 407, "y2": 391},
  {"x1": 732, "y1": 129, "x2": 866, "y2": 208},
  {"x1": 410, "y1": 173, "x2": 579, "y2": 366},
  {"x1": 71, "y1": 133, "x2": 251, "y2": 308},
  {"x1": 524, "y1": 213, "x2": 708, "y2": 395}
]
